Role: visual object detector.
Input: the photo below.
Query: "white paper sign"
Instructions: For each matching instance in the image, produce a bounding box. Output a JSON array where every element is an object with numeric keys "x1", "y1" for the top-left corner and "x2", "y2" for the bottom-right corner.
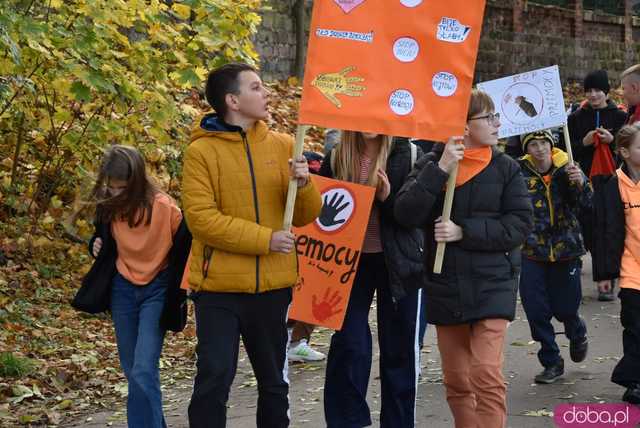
[{"x1": 477, "y1": 65, "x2": 566, "y2": 139}]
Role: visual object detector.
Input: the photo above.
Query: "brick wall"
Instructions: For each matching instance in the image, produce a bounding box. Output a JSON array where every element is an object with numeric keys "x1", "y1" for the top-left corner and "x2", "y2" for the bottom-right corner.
[
  {"x1": 475, "y1": 0, "x2": 640, "y2": 84},
  {"x1": 256, "y1": 0, "x2": 640, "y2": 84}
]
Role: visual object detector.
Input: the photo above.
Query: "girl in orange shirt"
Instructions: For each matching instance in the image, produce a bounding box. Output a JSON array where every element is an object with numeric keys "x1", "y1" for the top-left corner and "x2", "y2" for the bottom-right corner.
[
  {"x1": 592, "y1": 123, "x2": 640, "y2": 404},
  {"x1": 89, "y1": 145, "x2": 186, "y2": 427}
]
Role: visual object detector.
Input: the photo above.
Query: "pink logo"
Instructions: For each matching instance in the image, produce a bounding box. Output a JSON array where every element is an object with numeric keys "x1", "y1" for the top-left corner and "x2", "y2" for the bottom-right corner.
[
  {"x1": 554, "y1": 404, "x2": 640, "y2": 427},
  {"x1": 333, "y1": 0, "x2": 366, "y2": 14}
]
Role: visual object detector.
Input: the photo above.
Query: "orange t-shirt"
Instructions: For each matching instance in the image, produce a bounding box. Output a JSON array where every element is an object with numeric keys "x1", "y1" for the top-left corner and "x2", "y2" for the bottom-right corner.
[
  {"x1": 617, "y1": 168, "x2": 640, "y2": 291},
  {"x1": 112, "y1": 193, "x2": 182, "y2": 285}
]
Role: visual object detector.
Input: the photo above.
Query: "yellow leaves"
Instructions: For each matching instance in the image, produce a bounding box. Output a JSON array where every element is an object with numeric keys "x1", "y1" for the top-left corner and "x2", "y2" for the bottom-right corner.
[
  {"x1": 173, "y1": 50, "x2": 188, "y2": 65},
  {"x1": 0, "y1": 58, "x2": 15, "y2": 74},
  {"x1": 54, "y1": 399, "x2": 73, "y2": 411},
  {"x1": 180, "y1": 103, "x2": 200, "y2": 118},
  {"x1": 49, "y1": 0, "x2": 64, "y2": 8},
  {"x1": 195, "y1": 66, "x2": 208, "y2": 81},
  {"x1": 1, "y1": 157, "x2": 13, "y2": 170},
  {"x1": 146, "y1": 147, "x2": 166, "y2": 163},
  {"x1": 51, "y1": 78, "x2": 71, "y2": 95},
  {"x1": 172, "y1": 3, "x2": 192, "y2": 20}
]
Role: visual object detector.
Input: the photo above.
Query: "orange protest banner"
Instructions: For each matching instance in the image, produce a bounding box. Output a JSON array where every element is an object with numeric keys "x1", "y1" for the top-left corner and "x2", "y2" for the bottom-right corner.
[
  {"x1": 298, "y1": 0, "x2": 486, "y2": 142},
  {"x1": 290, "y1": 175, "x2": 375, "y2": 330}
]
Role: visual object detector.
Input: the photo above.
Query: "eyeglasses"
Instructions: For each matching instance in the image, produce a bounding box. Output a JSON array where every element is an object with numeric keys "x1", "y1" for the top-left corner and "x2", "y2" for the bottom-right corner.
[{"x1": 468, "y1": 112, "x2": 500, "y2": 124}]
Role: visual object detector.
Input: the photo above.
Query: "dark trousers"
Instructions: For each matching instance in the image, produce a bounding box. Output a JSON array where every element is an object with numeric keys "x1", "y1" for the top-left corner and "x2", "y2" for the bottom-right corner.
[
  {"x1": 188, "y1": 288, "x2": 292, "y2": 428},
  {"x1": 519, "y1": 258, "x2": 587, "y2": 368},
  {"x1": 612, "y1": 288, "x2": 640, "y2": 388},
  {"x1": 324, "y1": 253, "x2": 421, "y2": 428},
  {"x1": 418, "y1": 291, "x2": 428, "y2": 348},
  {"x1": 290, "y1": 321, "x2": 315, "y2": 343}
]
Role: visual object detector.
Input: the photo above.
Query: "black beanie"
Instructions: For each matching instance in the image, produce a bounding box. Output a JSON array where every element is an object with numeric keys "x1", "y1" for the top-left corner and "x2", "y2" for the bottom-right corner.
[
  {"x1": 584, "y1": 70, "x2": 610, "y2": 94},
  {"x1": 522, "y1": 130, "x2": 555, "y2": 153}
]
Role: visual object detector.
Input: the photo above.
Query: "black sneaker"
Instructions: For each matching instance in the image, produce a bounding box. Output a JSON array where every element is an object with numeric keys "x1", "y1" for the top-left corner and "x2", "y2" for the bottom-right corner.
[
  {"x1": 534, "y1": 360, "x2": 564, "y2": 384},
  {"x1": 570, "y1": 336, "x2": 588, "y2": 363},
  {"x1": 623, "y1": 384, "x2": 640, "y2": 405}
]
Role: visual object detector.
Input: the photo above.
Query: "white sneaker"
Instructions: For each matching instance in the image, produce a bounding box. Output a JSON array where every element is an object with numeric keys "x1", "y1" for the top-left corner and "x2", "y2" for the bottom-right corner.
[{"x1": 287, "y1": 339, "x2": 325, "y2": 362}]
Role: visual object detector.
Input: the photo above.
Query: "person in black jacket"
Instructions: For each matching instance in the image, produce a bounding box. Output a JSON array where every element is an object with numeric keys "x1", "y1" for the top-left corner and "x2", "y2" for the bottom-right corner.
[
  {"x1": 83, "y1": 146, "x2": 191, "y2": 428},
  {"x1": 568, "y1": 70, "x2": 627, "y2": 301},
  {"x1": 320, "y1": 132, "x2": 424, "y2": 428},
  {"x1": 394, "y1": 90, "x2": 533, "y2": 428},
  {"x1": 592, "y1": 123, "x2": 640, "y2": 405},
  {"x1": 568, "y1": 70, "x2": 627, "y2": 178}
]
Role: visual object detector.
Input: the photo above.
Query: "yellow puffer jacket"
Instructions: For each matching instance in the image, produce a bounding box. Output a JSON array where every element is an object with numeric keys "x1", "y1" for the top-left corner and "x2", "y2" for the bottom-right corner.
[{"x1": 182, "y1": 114, "x2": 322, "y2": 293}]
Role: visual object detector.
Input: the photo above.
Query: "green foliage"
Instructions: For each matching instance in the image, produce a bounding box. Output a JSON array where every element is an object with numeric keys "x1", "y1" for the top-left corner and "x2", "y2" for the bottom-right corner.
[
  {"x1": 0, "y1": 352, "x2": 35, "y2": 378},
  {"x1": 0, "y1": 0, "x2": 261, "y2": 229}
]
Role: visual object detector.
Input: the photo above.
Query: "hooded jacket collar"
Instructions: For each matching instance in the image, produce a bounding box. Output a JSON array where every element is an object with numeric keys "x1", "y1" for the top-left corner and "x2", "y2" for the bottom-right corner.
[
  {"x1": 521, "y1": 147, "x2": 569, "y2": 172},
  {"x1": 190, "y1": 112, "x2": 269, "y2": 144}
]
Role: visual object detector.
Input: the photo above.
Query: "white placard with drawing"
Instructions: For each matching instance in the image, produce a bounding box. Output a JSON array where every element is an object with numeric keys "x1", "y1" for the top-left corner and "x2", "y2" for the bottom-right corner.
[{"x1": 477, "y1": 65, "x2": 566, "y2": 139}]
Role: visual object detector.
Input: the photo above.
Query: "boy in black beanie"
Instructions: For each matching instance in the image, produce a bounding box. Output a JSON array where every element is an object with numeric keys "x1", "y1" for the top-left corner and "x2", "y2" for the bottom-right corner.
[{"x1": 567, "y1": 69, "x2": 627, "y2": 301}]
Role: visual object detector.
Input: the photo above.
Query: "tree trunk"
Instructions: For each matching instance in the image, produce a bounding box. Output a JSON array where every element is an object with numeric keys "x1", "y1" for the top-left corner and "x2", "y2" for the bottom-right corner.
[{"x1": 293, "y1": 0, "x2": 307, "y2": 79}]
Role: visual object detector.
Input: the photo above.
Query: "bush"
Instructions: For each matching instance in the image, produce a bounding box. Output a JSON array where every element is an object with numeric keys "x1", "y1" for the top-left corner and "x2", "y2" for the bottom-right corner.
[{"x1": 0, "y1": 0, "x2": 262, "y2": 229}]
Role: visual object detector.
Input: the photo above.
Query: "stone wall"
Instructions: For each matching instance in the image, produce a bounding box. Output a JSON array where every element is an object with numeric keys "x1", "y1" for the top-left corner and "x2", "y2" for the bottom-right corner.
[
  {"x1": 253, "y1": 0, "x2": 307, "y2": 80},
  {"x1": 255, "y1": 0, "x2": 640, "y2": 84}
]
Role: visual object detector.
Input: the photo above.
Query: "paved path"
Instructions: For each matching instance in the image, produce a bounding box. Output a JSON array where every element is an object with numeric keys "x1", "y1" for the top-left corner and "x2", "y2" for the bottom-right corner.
[{"x1": 75, "y1": 257, "x2": 631, "y2": 427}]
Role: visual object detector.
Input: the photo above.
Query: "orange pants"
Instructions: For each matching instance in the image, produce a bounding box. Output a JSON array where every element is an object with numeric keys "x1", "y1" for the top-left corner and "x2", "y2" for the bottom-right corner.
[{"x1": 435, "y1": 318, "x2": 509, "y2": 428}]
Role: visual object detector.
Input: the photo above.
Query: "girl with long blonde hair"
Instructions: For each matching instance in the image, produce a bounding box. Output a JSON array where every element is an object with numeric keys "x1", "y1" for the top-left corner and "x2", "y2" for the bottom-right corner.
[{"x1": 320, "y1": 131, "x2": 425, "y2": 428}]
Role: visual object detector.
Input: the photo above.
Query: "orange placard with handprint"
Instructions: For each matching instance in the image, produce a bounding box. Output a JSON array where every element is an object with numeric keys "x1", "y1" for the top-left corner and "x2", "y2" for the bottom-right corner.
[
  {"x1": 298, "y1": 0, "x2": 487, "y2": 141},
  {"x1": 290, "y1": 175, "x2": 375, "y2": 330}
]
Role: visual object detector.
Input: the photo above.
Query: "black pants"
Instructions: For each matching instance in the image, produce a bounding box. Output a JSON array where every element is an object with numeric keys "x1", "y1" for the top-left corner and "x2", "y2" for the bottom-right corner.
[
  {"x1": 612, "y1": 288, "x2": 640, "y2": 388},
  {"x1": 324, "y1": 253, "x2": 421, "y2": 428},
  {"x1": 188, "y1": 288, "x2": 292, "y2": 428},
  {"x1": 519, "y1": 258, "x2": 587, "y2": 368}
]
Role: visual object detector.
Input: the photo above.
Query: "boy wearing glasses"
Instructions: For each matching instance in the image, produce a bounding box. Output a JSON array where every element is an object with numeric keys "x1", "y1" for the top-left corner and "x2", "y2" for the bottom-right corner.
[
  {"x1": 518, "y1": 130, "x2": 592, "y2": 384},
  {"x1": 395, "y1": 90, "x2": 533, "y2": 427}
]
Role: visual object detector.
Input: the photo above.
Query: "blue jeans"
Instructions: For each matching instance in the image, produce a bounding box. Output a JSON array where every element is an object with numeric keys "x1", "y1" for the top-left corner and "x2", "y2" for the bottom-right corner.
[
  {"x1": 111, "y1": 271, "x2": 168, "y2": 428},
  {"x1": 519, "y1": 258, "x2": 587, "y2": 368}
]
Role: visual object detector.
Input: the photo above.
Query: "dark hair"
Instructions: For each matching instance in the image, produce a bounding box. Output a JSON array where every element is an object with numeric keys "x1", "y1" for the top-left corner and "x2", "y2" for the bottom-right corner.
[
  {"x1": 91, "y1": 145, "x2": 160, "y2": 227},
  {"x1": 616, "y1": 124, "x2": 640, "y2": 151},
  {"x1": 205, "y1": 63, "x2": 257, "y2": 118},
  {"x1": 467, "y1": 89, "x2": 495, "y2": 119}
]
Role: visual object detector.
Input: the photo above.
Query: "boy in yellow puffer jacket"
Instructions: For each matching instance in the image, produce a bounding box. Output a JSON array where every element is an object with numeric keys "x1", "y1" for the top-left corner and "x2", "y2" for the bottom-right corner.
[{"x1": 182, "y1": 62, "x2": 322, "y2": 428}]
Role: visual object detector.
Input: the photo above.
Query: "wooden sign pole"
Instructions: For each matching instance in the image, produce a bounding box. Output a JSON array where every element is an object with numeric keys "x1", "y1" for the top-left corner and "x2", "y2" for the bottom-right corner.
[
  {"x1": 562, "y1": 124, "x2": 574, "y2": 164},
  {"x1": 283, "y1": 125, "x2": 309, "y2": 231},
  {"x1": 433, "y1": 163, "x2": 458, "y2": 274}
]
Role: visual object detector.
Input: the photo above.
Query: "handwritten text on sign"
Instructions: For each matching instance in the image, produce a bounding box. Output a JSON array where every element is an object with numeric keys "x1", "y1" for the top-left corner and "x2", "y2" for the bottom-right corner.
[
  {"x1": 290, "y1": 175, "x2": 375, "y2": 330},
  {"x1": 477, "y1": 65, "x2": 567, "y2": 139}
]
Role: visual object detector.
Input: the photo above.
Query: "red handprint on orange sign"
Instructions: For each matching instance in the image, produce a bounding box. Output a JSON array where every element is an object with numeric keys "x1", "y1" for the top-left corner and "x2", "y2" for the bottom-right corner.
[{"x1": 312, "y1": 288, "x2": 343, "y2": 322}]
